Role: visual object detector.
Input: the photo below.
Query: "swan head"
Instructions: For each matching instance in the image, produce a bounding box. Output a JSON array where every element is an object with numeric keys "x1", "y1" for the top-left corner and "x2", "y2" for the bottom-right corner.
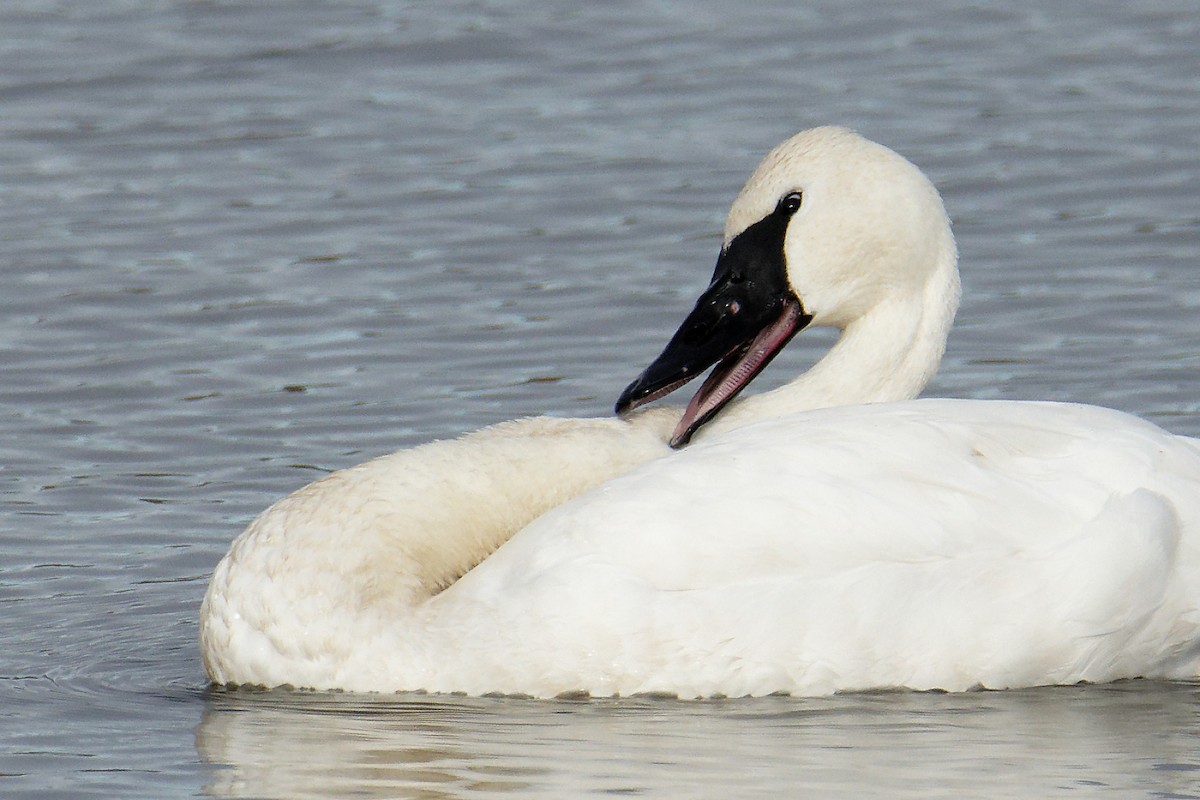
[{"x1": 616, "y1": 126, "x2": 958, "y2": 447}]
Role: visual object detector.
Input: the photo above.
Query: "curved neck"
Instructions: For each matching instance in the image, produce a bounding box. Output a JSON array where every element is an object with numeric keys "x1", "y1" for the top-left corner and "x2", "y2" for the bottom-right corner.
[
  {"x1": 335, "y1": 416, "x2": 672, "y2": 606},
  {"x1": 705, "y1": 267, "x2": 959, "y2": 435}
]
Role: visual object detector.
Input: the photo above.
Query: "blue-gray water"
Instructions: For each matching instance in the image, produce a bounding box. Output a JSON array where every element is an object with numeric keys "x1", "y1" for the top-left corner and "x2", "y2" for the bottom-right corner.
[{"x1": 2, "y1": 2, "x2": 1199, "y2": 797}]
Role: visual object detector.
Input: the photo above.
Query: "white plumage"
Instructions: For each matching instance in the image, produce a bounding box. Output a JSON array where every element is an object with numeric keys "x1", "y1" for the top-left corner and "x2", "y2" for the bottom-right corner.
[{"x1": 201, "y1": 127, "x2": 1200, "y2": 697}]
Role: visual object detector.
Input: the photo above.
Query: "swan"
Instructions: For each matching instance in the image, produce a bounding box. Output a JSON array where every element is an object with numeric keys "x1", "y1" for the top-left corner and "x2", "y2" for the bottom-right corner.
[{"x1": 200, "y1": 126, "x2": 1200, "y2": 697}]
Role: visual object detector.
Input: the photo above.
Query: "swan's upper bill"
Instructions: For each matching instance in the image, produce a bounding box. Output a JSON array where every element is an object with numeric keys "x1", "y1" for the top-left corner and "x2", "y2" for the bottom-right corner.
[
  {"x1": 614, "y1": 188, "x2": 811, "y2": 447},
  {"x1": 616, "y1": 127, "x2": 959, "y2": 446},
  {"x1": 201, "y1": 126, "x2": 1200, "y2": 698}
]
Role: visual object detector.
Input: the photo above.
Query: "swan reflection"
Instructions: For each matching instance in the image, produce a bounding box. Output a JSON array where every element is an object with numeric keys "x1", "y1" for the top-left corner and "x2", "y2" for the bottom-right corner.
[{"x1": 197, "y1": 682, "x2": 1200, "y2": 799}]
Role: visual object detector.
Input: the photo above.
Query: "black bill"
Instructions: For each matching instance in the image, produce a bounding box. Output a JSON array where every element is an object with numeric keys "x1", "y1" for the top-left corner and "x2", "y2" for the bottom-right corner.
[{"x1": 616, "y1": 200, "x2": 813, "y2": 447}]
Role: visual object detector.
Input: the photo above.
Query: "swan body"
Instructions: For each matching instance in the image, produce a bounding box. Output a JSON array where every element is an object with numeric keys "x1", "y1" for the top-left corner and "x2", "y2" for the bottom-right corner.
[{"x1": 201, "y1": 127, "x2": 1200, "y2": 696}]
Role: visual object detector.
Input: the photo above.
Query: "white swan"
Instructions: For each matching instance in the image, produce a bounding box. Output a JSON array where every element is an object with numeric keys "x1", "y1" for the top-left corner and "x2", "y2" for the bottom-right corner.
[{"x1": 201, "y1": 127, "x2": 1200, "y2": 697}]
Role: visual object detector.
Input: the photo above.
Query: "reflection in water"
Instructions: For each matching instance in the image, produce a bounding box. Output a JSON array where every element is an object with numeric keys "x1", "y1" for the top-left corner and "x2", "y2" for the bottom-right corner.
[{"x1": 196, "y1": 682, "x2": 1200, "y2": 798}]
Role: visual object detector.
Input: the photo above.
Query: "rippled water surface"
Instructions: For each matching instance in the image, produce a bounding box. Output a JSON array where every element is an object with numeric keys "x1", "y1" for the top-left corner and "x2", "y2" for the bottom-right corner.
[{"x1": 2, "y1": 1, "x2": 1199, "y2": 797}]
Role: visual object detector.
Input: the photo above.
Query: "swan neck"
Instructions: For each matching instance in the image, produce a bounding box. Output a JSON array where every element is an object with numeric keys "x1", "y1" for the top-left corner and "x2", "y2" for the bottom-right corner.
[{"x1": 709, "y1": 268, "x2": 959, "y2": 430}]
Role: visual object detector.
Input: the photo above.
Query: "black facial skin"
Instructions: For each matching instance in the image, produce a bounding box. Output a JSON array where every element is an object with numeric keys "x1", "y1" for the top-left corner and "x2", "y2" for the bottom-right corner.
[{"x1": 616, "y1": 192, "x2": 812, "y2": 444}]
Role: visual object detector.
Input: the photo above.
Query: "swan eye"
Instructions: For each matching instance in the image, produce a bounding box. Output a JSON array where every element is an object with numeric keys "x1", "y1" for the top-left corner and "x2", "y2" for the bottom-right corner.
[{"x1": 779, "y1": 191, "x2": 804, "y2": 215}]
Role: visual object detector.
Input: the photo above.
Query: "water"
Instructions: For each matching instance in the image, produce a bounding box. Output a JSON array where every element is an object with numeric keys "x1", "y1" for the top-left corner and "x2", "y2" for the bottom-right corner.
[{"x1": 1, "y1": 1, "x2": 1198, "y2": 797}]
